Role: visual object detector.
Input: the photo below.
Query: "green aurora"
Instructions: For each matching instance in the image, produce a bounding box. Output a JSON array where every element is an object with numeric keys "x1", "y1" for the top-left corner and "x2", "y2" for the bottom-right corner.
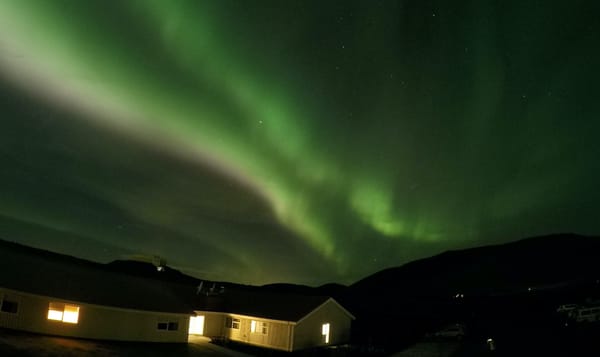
[{"x1": 0, "y1": 1, "x2": 599, "y2": 285}]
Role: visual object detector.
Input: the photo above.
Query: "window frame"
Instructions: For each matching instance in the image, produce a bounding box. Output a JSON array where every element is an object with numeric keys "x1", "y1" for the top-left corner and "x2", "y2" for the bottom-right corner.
[
  {"x1": 157, "y1": 321, "x2": 179, "y2": 331},
  {"x1": 251, "y1": 320, "x2": 268, "y2": 335},
  {"x1": 47, "y1": 302, "x2": 79, "y2": 324},
  {"x1": 226, "y1": 317, "x2": 240, "y2": 330}
]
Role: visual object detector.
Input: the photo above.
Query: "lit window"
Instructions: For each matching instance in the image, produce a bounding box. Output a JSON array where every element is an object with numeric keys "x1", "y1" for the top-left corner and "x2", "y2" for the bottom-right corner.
[
  {"x1": 63, "y1": 305, "x2": 80, "y2": 324},
  {"x1": 251, "y1": 321, "x2": 268, "y2": 335},
  {"x1": 322, "y1": 323, "x2": 330, "y2": 344},
  {"x1": 189, "y1": 315, "x2": 205, "y2": 335},
  {"x1": 47, "y1": 303, "x2": 79, "y2": 324},
  {"x1": 48, "y1": 309, "x2": 63, "y2": 321}
]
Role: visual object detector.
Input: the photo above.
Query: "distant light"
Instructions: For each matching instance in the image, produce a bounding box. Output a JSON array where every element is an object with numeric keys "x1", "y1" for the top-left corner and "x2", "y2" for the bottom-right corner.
[
  {"x1": 487, "y1": 338, "x2": 496, "y2": 351},
  {"x1": 157, "y1": 266, "x2": 164, "y2": 272},
  {"x1": 528, "y1": 287, "x2": 532, "y2": 292}
]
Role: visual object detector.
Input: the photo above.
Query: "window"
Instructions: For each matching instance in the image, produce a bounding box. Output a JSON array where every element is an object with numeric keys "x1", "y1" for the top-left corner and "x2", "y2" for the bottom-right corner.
[
  {"x1": 157, "y1": 321, "x2": 179, "y2": 331},
  {"x1": 0, "y1": 300, "x2": 18, "y2": 314},
  {"x1": 48, "y1": 305, "x2": 63, "y2": 321},
  {"x1": 226, "y1": 317, "x2": 240, "y2": 329},
  {"x1": 322, "y1": 323, "x2": 330, "y2": 344},
  {"x1": 48, "y1": 303, "x2": 79, "y2": 324},
  {"x1": 251, "y1": 320, "x2": 268, "y2": 335},
  {"x1": 63, "y1": 305, "x2": 80, "y2": 323},
  {"x1": 261, "y1": 322, "x2": 268, "y2": 335}
]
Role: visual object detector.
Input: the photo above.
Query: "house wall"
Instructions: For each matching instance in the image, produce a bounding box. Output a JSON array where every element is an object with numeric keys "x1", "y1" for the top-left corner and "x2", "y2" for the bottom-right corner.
[
  {"x1": 195, "y1": 311, "x2": 293, "y2": 351},
  {"x1": 228, "y1": 314, "x2": 293, "y2": 351},
  {"x1": 0, "y1": 287, "x2": 189, "y2": 343},
  {"x1": 293, "y1": 299, "x2": 352, "y2": 351},
  {"x1": 194, "y1": 311, "x2": 225, "y2": 338}
]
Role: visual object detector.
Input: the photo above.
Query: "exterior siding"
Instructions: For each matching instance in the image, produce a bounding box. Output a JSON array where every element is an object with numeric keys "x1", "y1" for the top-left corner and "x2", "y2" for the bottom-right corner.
[
  {"x1": 293, "y1": 299, "x2": 352, "y2": 351},
  {"x1": 228, "y1": 314, "x2": 293, "y2": 351},
  {"x1": 195, "y1": 311, "x2": 225, "y2": 338},
  {"x1": 195, "y1": 311, "x2": 293, "y2": 351},
  {"x1": 0, "y1": 288, "x2": 189, "y2": 343}
]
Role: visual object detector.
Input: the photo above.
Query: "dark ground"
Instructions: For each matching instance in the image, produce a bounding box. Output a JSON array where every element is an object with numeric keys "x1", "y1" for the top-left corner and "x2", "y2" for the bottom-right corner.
[
  {"x1": 0, "y1": 329, "x2": 249, "y2": 357},
  {"x1": 2, "y1": 323, "x2": 599, "y2": 357}
]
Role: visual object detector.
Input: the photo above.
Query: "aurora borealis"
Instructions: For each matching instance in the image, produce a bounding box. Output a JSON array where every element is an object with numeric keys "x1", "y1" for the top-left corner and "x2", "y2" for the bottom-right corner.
[{"x1": 1, "y1": 1, "x2": 599, "y2": 285}]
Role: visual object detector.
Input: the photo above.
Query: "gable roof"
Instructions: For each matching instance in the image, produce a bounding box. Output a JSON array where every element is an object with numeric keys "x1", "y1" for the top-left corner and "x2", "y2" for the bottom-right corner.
[
  {"x1": 195, "y1": 289, "x2": 354, "y2": 322},
  {"x1": 0, "y1": 239, "x2": 193, "y2": 314},
  {"x1": 296, "y1": 297, "x2": 356, "y2": 324}
]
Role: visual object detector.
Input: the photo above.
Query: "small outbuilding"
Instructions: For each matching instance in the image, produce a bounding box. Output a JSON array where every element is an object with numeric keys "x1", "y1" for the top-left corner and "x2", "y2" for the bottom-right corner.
[
  {"x1": 0, "y1": 240, "x2": 192, "y2": 343},
  {"x1": 191, "y1": 289, "x2": 355, "y2": 351}
]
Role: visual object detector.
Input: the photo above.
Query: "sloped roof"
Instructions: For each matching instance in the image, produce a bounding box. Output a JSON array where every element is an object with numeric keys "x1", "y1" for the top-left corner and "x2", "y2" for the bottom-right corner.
[
  {"x1": 195, "y1": 289, "x2": 353, "y2": 322},
  {"x1": 0, "y1": 239, "x2": 193, "y2": 314}
]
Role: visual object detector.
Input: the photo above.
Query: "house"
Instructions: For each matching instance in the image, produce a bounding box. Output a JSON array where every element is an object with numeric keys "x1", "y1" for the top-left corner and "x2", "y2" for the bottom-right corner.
[
  {"x1": 190, "y1": 289, "x2": 355, "y2": 351},
  {"x1": 0, "y1": 240, "x2": 193, "y2": 343},
  {"x1": 0, "y1": 239, "x2": 356, "y2": 350}
]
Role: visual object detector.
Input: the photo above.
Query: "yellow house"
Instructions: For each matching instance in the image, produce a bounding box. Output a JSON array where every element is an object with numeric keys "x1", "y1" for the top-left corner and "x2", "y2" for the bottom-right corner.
[
  {"x1": 0, "y1": 241, "x2": 192, "y2": 343},
  {"x1": 190, "y1": 290, "x2": 355, "y2": 351},
  {"x1": 1, "y1": 239, "x2": 355, "y2": 349}
]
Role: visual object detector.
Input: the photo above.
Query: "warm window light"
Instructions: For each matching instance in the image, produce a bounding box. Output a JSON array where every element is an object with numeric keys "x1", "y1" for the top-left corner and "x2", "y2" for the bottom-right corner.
[
  {"x1": 189, "y1": 315, "x2": 205, "y2": 335},
  {"x1": 63, "y1": 305, "x2": 79, "y2": 324},
  {"x1": 47, "y1": 309, "x2": 63, "y2": 321},
  {"x1": 250, "y1": 320, "x2": 257, "y2": 333},
  {"x1": 47, "y1": 303, "x2": 79, "y2": 324},
  {"x1": 322, "y1": 323, "x2": 330, "y2": 344}
]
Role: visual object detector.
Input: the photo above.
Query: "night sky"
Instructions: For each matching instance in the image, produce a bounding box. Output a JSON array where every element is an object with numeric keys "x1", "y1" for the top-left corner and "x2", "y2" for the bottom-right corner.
[{"x1": 1, "y1": 1, "x2": 599, "y2": 285}]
